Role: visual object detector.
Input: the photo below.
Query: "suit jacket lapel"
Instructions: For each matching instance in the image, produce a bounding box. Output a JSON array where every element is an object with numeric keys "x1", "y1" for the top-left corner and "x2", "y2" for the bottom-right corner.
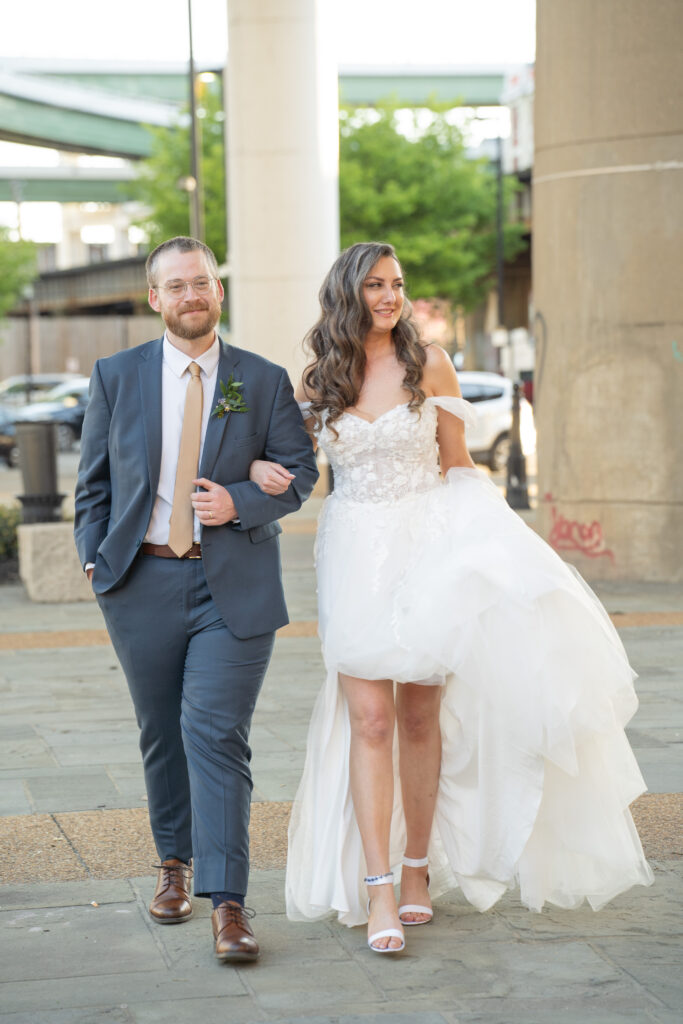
[
  {"x1": 138, "y1": 338, "x2": 163, "y2": 497},
  {"x1": 199, "y1": 338, "x2": 241, "y2": 479}
]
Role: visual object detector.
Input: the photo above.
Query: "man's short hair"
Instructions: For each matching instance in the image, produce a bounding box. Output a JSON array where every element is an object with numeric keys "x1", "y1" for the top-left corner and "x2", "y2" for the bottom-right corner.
[{"x1": 146, "y1": 236, "x2": 220, "y2": 287}]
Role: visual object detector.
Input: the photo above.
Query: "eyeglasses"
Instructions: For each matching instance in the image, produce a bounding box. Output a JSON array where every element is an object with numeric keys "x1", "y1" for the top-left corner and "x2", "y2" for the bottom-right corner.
[{"x1": 156, "y1": 276, "x2": 216, "y2": 298}]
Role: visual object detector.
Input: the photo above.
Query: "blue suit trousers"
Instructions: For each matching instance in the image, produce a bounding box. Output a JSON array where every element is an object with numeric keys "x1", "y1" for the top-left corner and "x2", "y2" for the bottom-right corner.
[{"x1": 97, "y1": 552, "x2": 274, "y2": 897}]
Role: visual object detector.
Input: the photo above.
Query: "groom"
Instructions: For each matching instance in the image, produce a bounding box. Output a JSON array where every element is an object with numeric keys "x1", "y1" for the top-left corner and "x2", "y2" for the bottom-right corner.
[{"x1": 74, "y1": 236, "x2": 318, "y2": 962}]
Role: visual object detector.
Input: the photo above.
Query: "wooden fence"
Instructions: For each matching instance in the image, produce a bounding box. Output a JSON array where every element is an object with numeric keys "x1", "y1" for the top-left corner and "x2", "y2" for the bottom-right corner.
[{"x1": 0, "y1": 316, "x2": 164, "y2": 380}]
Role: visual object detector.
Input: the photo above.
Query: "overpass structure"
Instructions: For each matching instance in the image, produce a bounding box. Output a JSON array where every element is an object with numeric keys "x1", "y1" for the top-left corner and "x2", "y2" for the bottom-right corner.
[{"x1": 0, "y1": 58, "x2": 515, "y2": 202}]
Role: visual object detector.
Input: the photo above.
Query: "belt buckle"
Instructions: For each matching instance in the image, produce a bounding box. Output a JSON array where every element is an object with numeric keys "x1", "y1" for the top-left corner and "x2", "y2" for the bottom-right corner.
[{"x1": 188, "y1": 553, "x2": 201, "y2": 559}]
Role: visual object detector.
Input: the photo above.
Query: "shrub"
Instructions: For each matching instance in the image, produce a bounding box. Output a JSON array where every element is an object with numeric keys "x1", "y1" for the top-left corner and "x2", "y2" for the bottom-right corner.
[{"x1": 0, "y1": 504, "x2": 20, "y2": 561}]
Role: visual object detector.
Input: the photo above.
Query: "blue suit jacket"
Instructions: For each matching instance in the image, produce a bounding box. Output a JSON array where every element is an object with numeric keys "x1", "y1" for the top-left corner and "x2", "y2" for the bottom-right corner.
[{"x1": 74, "y1": 337, "x2": 318, "y2": 639}]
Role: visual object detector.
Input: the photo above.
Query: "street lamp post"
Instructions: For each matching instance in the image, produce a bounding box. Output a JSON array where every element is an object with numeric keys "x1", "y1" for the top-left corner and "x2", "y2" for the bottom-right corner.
[
  {"x1": 187, "y1": 0, "x2": 204, "y2": 242},
  {"x1": 506, "y1": 381, "x2": 530, "y2": 509},
  {"x1": 495, "y1": 135, "x2": 505, "y2": 333},
  {"x1": 496, "y1": 136, "x2": 530, "y2": 510}
]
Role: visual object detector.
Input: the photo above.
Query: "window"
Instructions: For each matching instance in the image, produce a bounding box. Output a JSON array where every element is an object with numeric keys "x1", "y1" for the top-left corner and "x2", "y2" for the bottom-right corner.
[{"x1": 87, "y1": 243, "x2": 110, "y2": 264}]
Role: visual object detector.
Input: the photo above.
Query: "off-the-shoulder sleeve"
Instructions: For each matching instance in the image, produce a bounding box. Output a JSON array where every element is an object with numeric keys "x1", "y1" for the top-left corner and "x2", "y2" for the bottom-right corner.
[{"x1": 426, "y1": 395, "x2": 477, "y2": 429}]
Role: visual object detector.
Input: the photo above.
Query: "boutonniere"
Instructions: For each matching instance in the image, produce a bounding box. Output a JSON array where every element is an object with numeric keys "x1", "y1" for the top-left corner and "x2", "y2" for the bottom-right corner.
[{"x1": 212, "y1": 374, "x2": 249, "y2": 418}]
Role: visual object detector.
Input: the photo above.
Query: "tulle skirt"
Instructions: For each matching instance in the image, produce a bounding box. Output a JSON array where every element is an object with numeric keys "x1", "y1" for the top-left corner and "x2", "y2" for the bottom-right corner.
[{"x1": 285, "y1": 468, "x2": 653, "y2": 925}]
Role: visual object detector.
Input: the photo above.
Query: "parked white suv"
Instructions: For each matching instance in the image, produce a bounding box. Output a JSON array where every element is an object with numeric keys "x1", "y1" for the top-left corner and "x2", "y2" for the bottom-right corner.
[{"x1": 457, "y1": 371, "x2": 536, "y2": 471}]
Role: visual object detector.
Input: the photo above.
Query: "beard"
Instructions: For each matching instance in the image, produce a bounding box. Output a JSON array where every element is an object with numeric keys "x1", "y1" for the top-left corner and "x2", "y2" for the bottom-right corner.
[{"x1": 161, "y1": 297, "x2": 222, "y2": 340}]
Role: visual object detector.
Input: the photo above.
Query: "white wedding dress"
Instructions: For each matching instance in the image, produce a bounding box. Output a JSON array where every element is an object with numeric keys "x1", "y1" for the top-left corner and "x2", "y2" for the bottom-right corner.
[{"x1": 285, "y1": 396, "x2": 653, "y2": 926}]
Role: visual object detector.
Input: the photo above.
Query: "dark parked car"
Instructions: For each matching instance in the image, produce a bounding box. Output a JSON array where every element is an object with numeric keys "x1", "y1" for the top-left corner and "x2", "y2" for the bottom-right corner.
[
  {"x1": 11, "y1": 378, "x2": 91, "y2": 452},
  {"x1": 0, "y1": 407, "x2": 18, "y2": 467}
]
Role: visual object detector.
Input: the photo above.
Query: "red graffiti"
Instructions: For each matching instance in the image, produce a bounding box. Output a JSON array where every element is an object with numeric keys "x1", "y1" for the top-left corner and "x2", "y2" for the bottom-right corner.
[{"x1": 545, "y1": 498, "x2": 615, "y2": 561}]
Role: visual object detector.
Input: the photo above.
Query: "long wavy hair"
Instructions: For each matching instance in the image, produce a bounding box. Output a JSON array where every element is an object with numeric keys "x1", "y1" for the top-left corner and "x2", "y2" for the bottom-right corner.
[{"x1": 303, "y1": 242, "x2": 426, "y2": 436}]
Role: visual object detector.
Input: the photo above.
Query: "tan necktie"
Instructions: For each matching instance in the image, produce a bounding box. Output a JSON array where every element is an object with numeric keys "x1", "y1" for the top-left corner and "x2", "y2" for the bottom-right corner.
[{"x1": 168, "y1": 361, "x2": 203, "y2": 556}]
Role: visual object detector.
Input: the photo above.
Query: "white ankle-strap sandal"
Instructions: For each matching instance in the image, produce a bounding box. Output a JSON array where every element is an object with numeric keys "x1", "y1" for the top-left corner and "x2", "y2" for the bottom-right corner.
[
  {"x1": 398, "y1": 856, "x2": 433, "y2": 926},
  {"x1": 364, "y1": 872, "x2": 405, "y2": 953}
]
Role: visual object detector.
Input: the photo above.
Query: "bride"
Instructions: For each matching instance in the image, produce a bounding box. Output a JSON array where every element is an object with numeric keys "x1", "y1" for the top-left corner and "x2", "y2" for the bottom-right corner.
[{"x1": 250, "y1": 241, "x2": 653, "y2": 954}]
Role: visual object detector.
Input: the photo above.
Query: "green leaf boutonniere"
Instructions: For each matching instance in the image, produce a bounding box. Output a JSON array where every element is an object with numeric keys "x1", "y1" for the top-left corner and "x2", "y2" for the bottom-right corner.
[{"x1": 212, "y1": 374, "x2": 249, "y2": 418}]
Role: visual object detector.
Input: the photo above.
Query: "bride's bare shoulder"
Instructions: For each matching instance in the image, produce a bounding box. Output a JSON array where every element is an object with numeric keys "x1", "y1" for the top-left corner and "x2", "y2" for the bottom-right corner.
[{"x1": 421, "y1": 343, "x2": 462, "y2": 397}]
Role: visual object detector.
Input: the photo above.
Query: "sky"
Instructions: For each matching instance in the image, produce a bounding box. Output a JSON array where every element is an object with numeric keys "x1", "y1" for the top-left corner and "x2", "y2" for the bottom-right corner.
[
  {"x1": 1, "y1": 0, "x2": 535, "y2": 67},
  {"x1": 0, "y1": 0, "x2": 535, "y2": 241}
]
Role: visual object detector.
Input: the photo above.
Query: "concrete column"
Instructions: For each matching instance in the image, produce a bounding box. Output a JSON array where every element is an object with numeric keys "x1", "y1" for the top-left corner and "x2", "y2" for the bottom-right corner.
[
  {"x1": 533, "y1": 0, "x2": 683, "y2": 581},
  {"x1": 225, "y1": 0, "x2": 339, "y2": 381}
]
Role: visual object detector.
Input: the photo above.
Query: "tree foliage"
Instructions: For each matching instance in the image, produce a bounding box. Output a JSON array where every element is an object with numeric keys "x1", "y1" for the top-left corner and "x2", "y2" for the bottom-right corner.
[
  {"x1": 340, "y1": 103, "x2": 526, "y2": 311},
  {"x1": 0, "y1": 229, "x2": 38, "y2": 319},
  {"x1": 130, "y1": 90, "x2": 525, "y2": 311},
  {"x1": 127, "y1": 79, "x2": 227, "y2": 264}
]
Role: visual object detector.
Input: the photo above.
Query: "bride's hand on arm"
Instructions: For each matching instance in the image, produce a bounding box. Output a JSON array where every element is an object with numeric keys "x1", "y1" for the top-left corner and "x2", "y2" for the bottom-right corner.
[
  {"x1": 249, "y1": 460, "x2": 295, "y2": 495},
  {"x1": 423, "y1": 344, "x2": 476, "y2": 473}
]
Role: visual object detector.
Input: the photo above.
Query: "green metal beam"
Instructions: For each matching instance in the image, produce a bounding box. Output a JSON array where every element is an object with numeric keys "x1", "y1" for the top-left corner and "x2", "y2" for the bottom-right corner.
[
  {"x1": 0, "y1": 93, "x2": 162, "y2": 159},
  {"x1": 17, "y1": 68, "x2": 504, "y2": 107},
  {"x1": 0, "y1": 69, "x2": 506, "y2": 162},
  {"x1": 35, "y1": 72, "x2": 191, "y2": 103},
  {"x1": 33, "y1": 69, "x2": 504, "y2": 107},
  {"x1": 0, "y1": 177, "x2": 134, "y2": 202},
  {"x1": 339, "y1": 73, "x2": 504, "y2": 106}
]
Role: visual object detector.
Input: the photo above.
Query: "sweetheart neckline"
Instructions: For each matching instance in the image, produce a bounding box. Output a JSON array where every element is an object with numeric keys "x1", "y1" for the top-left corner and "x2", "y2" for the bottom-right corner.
[
  {"x1": 340, "y1": 395, "x2": 461, "y2": 426},
  {"x1": 341, "y1": 402, "x2": 410, "y2": 426}
]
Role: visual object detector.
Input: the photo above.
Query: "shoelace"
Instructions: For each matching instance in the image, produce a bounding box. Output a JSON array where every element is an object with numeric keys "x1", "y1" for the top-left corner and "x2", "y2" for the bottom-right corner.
[
  {"x1": 152, "y1": 862, "x2": 193, "y2": 891},
  {"x1": 215, "y1": 903, "x2": 256, "y2": 928}
]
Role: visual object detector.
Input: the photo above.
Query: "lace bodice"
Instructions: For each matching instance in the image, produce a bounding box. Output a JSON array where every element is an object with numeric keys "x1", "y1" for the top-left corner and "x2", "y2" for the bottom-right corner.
[{"x1": 303, "y1": 396, "x2": 475, "y2": 504}]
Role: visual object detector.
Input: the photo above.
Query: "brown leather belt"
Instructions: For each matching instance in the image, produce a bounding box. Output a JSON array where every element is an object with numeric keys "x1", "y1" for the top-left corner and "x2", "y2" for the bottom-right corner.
[{"x1": 141, "y1": 542, "x2": 202, "y2": 559}]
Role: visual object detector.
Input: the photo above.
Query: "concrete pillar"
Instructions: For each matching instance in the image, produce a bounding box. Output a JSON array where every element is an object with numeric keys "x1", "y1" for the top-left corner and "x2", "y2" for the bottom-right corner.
[
  {"x1": 533, "y1": 0, "x2": 683, "y2": 581},
  {"x1": 225, "y1": 0, "x2": 339, "y2": 381}
]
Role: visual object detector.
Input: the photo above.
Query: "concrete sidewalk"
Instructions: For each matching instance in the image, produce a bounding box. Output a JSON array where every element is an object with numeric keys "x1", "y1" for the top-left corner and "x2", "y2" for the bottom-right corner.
[{"x1": 1, "y1": 503, "x2": 682, "y2": 1023}]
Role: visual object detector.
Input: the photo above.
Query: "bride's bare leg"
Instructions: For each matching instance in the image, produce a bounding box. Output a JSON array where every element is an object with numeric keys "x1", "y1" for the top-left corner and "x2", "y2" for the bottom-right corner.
[
  {"x1": 397, "y1": 683, "x2": 442, "y2": 922},
  {"x1": 339, "y1": 673, "x2": 403, "y2": 951}
]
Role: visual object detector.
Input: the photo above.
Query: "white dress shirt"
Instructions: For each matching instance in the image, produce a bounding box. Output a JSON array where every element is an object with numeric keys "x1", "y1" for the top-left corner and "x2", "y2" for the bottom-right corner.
[{"x1": 144, "y1": 333, "x2": 220, "y2": 545}]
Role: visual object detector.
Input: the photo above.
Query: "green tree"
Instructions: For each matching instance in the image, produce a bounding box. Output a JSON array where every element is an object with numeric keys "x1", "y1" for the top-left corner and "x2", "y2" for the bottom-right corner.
[
  {"x1": 340, "y1": 102, "x2": 526, "y2": 311},
  {"x1": 127, "y1": 79, "x2": 227, "y2": 264},
  {"x1": 0, "y1": 229, "x2": 38, "y2": 319},
  {"x1": 130, "y1": 91, "x2": 524, "y2": 312}
]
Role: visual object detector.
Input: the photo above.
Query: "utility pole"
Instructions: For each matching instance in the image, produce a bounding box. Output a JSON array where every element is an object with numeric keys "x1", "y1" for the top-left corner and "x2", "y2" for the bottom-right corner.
[
  {"x1": 497, "y1": 136, "x2": 530, "y2": 510},
  {"x1": 187, "y1": 0, "x2": 205, "y2": 241},
  {"x1": 495, "y1": 135, "x2": 505, "y2": 333}
]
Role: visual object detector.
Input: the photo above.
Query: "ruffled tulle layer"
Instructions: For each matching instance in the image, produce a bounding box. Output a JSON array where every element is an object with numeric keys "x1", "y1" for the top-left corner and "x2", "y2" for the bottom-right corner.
[{"x1": 286, "y1": 468, "x2": 653, "y2": 925}]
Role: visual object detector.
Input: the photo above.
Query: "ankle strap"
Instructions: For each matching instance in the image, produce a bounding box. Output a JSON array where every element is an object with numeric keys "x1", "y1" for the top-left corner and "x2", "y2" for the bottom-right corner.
[
  {"x1": 364, "y1": 872, "x2": 394, "y2": 886},
  {"x1": 402, "y1": 856, "x2": 429, "y2": 868}
]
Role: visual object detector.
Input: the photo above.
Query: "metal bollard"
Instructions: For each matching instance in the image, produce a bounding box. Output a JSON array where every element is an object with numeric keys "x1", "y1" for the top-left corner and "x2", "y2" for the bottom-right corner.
[
  {"x1": 505, "y1": 382, "x2": 530, "y2": 510},
  {"x1": 15, "y1": 420, "x2": 65, "y2": 523}
]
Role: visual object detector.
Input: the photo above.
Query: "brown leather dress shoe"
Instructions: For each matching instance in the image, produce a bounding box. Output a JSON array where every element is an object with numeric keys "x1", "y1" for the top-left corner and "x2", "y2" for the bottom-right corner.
[
  {"x1": 212, "y1": 901, "x2": 260, "y2": 962},
  {"x1": 149, "y1": 858, "x2": 193, "y2": 924}
]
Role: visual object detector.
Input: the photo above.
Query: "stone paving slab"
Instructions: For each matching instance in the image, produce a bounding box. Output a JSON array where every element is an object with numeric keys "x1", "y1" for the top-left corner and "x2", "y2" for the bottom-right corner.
[
  {"x1": 0, "y1": 779, "x2": 33, "y2": 816},
  {"x1": 1, "y1": 506, "x2": 682, "y2": 1022},
  {"x1": 1, "y1": 865, "x2": 678, "y2": 1022},
  {"x1": 0, "y1": 968, "x2": 247, "y2": 1016},
  {"x1": 589, "y1": 936, "x2": 683, "y2": 1012},
  {"x1": 22, "y1": 769, "x2": 129, "y2": 814},
  {"x1": 0, "y1": 878, "x2": 136, "y2": 911},
  {"x1": 6, "y1": 627, "x2": 681, "y2": 800},
  {"x1": 1, "y1": 902, "x2": 166, "y2": 982},
  {"x1": 451, "y1": 1008, "x2": 678, "y2": 1024},
  {"x1": 254, "y1": 1017, "x2": 452, "y2": 1024}
]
